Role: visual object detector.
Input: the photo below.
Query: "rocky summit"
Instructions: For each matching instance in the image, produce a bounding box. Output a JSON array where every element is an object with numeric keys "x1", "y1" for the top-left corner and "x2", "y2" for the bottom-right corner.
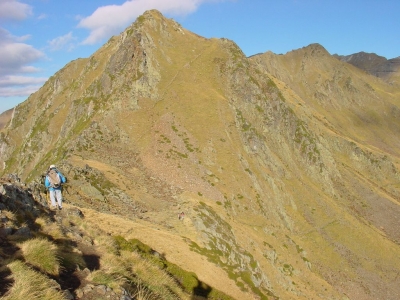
[{"x1": 1, "y1": 9, "x2": 400, "y2": 300}]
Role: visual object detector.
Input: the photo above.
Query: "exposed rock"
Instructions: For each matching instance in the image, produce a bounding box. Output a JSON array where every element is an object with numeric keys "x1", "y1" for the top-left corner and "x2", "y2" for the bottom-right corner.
[
  {"x1": 62, "y1": 289, "x2": 74, "y2": 300},
  {"x1": 13, "y1": 226, "x2": 31, "y2": 237},
  {"x1": 65, "y1": 207, "x2": 84, "y2": 218},
  {"x1": 75, "y1": 284, "x2": 131, "y2": 300}
]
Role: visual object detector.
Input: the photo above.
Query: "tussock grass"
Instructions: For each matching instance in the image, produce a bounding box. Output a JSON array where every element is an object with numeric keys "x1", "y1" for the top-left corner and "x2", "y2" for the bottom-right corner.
[
  {"x1": 1, "y1": 210, "x2": 16, "y2": 222},
  {"x1": 34, "y1": 216, "x2": 64, "y2": 241},
  {"x1": 58, "y1": 247, "x2": 86, "y2": 270},
  {"x1": 33, "y1": 216, "x2": 49, "y2": 228},
  {"x1": 90, "y1": 269, "x2": 123, "y2": 291},
  {"x1": 0, "y1": 210, "x2": 22, "y2": 233},
  {"x1": 64, "y1": 214, "x2": 119, "y2": 255},
  {"x1": 35, "y1": 219, "x2": 65, "y2": 241},
  {"x1": 0, "y1": 204, "x2": 234, "y2": 300},
  {"x1": 95, "y1": 234, "x2": 119, "y2": 254},
  {"x1": 89, "y1": 248, "x2": 187, "y2": 299},
  {"x1": 0, "y1": 260, "x2": 65, "y2": 300},
  {"x1": 89, "y1": 251, "x2": 130, "y2": 290},
  {"x1": 70, "y1": 215, "x2": 105, "y2": 243},
  {"x1": 124, "y1": 250, "x2": 185, "y2": 300},
  {"x1": 131, "y1": 279, "x2": 161, "y2": 300},
  {"x1": 90, "y1": 229, "x2": 119, "y2": 254},
  {"x1": 18, "y1": 238, "x2": 60, "y2": 276},
  {"x1": 112, "y1": 236, "x2": 233, "y2": 299}
]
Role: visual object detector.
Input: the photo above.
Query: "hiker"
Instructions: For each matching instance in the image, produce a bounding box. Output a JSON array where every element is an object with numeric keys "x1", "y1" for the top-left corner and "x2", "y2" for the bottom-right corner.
[
  {"x1": 178, "y1": 212, "x2": 185, "y2": 220},
  {"x1": 44, "y1": 165, "x2": 66, "y2": 210}
]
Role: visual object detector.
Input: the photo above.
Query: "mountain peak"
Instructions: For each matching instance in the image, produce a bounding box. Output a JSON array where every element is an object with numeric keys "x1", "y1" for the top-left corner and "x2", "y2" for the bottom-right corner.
[
  {"x1": 138, "y1": 9, "x2": 165, "y2": 25},
  {"x1": 301, "y1": 43, "x2": 330, "y2": 56},
  {"x1": 143, "y1": 8, "x2": 163, "y2": 17},
  {"x1": 336, "y1": 51, "x2": 387, "y2": 63},
  {"x1": 133, "y1": 9, "x2": 181, "y2": 30}
]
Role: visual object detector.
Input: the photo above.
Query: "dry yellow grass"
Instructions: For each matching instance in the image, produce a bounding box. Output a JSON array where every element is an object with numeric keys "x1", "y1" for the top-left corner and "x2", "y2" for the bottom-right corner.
[
  {"x1": 121, "y1": 250, "x2": 187, "y2": 300},
  {"x1": 0, "y1": 260, "x2": 65, "y2": 300},
  {"x1": 18, "y1": 238, "x2": 60, "y2": 276},
  {"x1": 34, "y1": 216, "x2": 65, "y2": 241}
]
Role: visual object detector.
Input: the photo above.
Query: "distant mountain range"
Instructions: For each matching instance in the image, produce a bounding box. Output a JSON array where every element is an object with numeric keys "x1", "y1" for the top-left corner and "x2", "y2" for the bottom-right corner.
[
  {"x1": 334, "y1": 51, "x2": 400, "y2": 83},
  {"x1": 1, "y1": 10, "x2": 400, "y2": 300}
]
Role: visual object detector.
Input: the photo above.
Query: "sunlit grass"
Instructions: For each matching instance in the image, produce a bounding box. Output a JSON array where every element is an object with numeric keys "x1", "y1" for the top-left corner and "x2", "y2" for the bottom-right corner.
[
  {"x1": 18, "y1": 238, "x2": 60, "y2": 276},
  {"x1": 122, "y1": 250, "x2": 186, "y2": 300},
  {"x1": 88, "y1": 251, "x2": 129, "y2": 291}
]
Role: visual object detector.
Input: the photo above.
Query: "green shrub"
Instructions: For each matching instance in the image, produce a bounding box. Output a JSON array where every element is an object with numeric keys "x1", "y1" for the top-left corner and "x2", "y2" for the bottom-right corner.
[
  {"x1": 113, "y1": 236, "x2": 152, "y2": 255},
  {"x1": 91, "y1": 270, "x2": 115, "y2": 286}
]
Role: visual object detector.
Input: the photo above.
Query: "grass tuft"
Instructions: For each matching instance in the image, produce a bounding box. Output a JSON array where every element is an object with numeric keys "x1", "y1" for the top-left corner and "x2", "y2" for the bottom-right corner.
[
  {"x1": 19, "y1": 238, "x2": 60, "y2": 276},
  {"x1": 1, "y1": 260, "x2": 65, "y2": 300}
]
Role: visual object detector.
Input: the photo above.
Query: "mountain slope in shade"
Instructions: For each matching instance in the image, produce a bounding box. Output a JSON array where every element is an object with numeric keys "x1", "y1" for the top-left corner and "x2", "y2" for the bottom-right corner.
[
  {"x1": 334, "y1": 51, "x2": 400, "y2": 85},
  {"x1": 1, "y1": 10, "x2": 400, "y2": 300}
]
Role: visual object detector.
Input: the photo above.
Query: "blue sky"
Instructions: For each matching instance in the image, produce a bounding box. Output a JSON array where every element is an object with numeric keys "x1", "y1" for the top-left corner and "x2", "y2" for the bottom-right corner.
[{"x1": 0, "y1": 0, "x2": 399, "y2": 114}]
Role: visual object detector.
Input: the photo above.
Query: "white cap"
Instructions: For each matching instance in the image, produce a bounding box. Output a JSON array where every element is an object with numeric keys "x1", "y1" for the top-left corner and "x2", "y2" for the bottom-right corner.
[{"x1": 49, "y1": 165, "x2": 56, "y2": 169}]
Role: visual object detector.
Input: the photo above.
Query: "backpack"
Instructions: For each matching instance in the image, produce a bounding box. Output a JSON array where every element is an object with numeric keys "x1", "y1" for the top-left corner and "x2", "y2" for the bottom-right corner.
[{"x1": 48, "y1": 169, "x2": 61, "y2": 188}]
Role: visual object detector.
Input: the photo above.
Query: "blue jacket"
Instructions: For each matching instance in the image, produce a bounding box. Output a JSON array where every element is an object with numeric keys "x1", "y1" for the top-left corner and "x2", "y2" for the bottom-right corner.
[{"x1": 45, "y1": 170, "x2": 66, "y2": 191}]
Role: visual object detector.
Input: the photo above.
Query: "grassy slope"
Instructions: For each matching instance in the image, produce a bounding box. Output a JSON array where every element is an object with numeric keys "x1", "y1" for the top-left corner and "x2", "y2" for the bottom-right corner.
[
  {"x1": 77, "y1": 204, "x2": 250, "y2": 299},
  {"x1": 248, "y1": 45, "x2": 400, "y2": 299},
  {"x1": 56, "y1": 15, "x2": 400, "y2": 299},
  {"x1": 0, "y1": 200, "x2": 237, "y2": 300},
  {"x1": 250, "y1": 45, "x2": 400, "y2": 158}
]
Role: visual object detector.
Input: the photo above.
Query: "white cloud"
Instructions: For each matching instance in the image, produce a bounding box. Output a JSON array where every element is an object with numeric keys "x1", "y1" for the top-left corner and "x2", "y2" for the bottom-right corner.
[
  {"x1": 0, "y1": 28, "x2": 44, "y2": 76},
  {"x1": 0, "y1": 27, "x2": 46, "y2": 98},
  {"x1": 0, "y1": 85, "x2": 42, "y2": 97},
  {"x1": 0, "y1": 75, "x2": 45, "y2": 97},
  {"x1": 48, "y1": 32, "x2": 76, "y2": 51},
  {"x1": 37, "y1": 13, "x2": 47, "y2": 20},
  {"x1": 0, "y1": 74, "x2": 46, "y2": 98},
  {"x1": 0, "y1": 75, "x2": 47, "y2": 87},
  {"x1": 14, "y1": 34, "x2": 32, "y2": 42},
  {"x1": 0, "y1": 0, "x2": 32, "y2": 21},
  {"x1": 78, "y1": 0, "x2": 221, "y2": 45},
  {"x1": 0, "y1": 42, "x2": 44, "y2": 75}
]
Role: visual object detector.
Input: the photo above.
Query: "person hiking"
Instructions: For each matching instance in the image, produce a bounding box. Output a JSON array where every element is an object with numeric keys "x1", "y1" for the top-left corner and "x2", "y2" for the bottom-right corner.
[{"x1": 44, "y1": 165, "x2": 66, "y2": 210}]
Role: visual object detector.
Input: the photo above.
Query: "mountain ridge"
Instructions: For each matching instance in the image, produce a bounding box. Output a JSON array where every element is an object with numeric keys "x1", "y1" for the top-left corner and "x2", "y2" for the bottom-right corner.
[
  {"x1": 1, "y1": 9, "x2": 400, "y2": 300},
  {"x1": 333, "y1": 51, "x2": 400, "y2": 84}
]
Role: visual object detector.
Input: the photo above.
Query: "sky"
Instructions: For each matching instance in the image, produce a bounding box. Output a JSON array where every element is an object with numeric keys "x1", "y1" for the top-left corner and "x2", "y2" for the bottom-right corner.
[{"x1": 0, "y1": 0, "x2": 399, "y2": 114}]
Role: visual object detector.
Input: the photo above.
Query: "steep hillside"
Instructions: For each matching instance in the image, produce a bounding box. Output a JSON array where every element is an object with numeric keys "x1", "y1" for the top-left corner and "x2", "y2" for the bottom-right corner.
[
  {"x1": 250, "y1": 44, "x2": 400, "y2": 156},
  {"x1": 1, "y1": 10, "x2": 400, "y2": 300}
]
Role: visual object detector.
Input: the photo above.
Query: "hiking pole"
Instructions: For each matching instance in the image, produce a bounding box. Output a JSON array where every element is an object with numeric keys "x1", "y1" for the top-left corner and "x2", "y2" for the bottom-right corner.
[{"x1": 62, "y1": 183, "x2": 70, "y2": 204}]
